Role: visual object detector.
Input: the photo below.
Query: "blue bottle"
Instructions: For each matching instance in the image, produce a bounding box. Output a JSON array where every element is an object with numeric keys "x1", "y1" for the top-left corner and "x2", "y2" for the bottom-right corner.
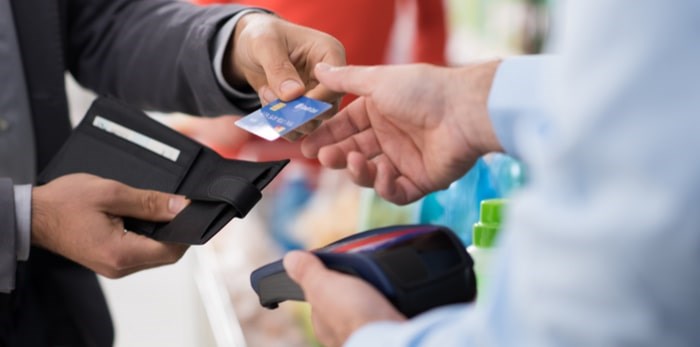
[
  {"x1": 418, "y1": 154, "x2": 524, "y2": 245},
  {"x1": 268, "y1": 166, "x2": 313, "y2": 250}
]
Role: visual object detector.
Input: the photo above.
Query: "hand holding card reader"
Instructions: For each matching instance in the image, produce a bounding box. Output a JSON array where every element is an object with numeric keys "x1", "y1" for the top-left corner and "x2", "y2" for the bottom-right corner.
[{"x1": 251, "y1": 225, "x2": 476, "y2": 318}]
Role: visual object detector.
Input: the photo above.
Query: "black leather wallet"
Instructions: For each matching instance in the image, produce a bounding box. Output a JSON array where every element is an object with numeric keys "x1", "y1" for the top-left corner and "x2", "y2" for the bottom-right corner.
[{"x1": 38, "y1": 98, "x2": 289, "y2": 245}]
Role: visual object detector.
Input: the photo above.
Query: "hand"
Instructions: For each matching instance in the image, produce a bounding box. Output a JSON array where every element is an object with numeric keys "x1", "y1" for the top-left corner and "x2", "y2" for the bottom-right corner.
[
  {"x1": 302, "y1": 62, "x2": 503, "y2": 204},
  {"x1": 226, "y1": 13, "x2": 346, "y2": 139},
  {"x1": 284, "y1": 251, "x2": 405, "y2": 347},
  {"x1": 31, "y1": 174, "x2": 190, "y2": 278}
]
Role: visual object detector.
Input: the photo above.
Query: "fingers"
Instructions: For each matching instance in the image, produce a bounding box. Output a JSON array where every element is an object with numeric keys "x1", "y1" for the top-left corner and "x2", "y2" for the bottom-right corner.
[
  {"x1": 374, "y1": 158, "x2": 425, "y2": 205},
  {"x1": 255, "y1": 38, "x2": 306, "y2": 101},
  {"x1": 317, "y1": 129, "x2": 384, "y2": 169},
  {"x1": 315, "y1": 63, "x2": 378, "y2": 97},
  {"x1": 344, "y1": 153, "x2": 424, "y2": 205},
  {"x1": 284, "y1": 251, "x2": 330, "y2": 297},
  {"x1": 302, "y1": 97, "x2": 372, "y2": 158},
  {"x1": 346, "y1": 152, "x2": 378, "y2": 187},
  {"x1": 96, "y1": 181, "x2": 189, "y2": 222},
  {"x1": 100, "y1": 231, "x2": 188, "y2": 278},
  {"x1": 258, "y1": 85, "x2": 278, "y2": 105}
]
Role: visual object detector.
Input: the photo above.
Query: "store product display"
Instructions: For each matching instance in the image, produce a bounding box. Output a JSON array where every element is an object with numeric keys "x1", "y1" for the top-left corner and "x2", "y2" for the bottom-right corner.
[
  {"x1": 39, "y1": 98, "x2": 288, "y2": 245},
  {"x1": 467, "y1": 199, "x2": 506, "y2": 298},
  {"x1": 251, "y1": 225, "x2": 477, "y2": 318}
]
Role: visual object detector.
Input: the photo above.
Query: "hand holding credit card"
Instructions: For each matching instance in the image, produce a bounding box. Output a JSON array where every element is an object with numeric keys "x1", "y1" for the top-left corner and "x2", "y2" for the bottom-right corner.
[{"x1": 235, "y1": 96, "x2": 332, "y2": 141}]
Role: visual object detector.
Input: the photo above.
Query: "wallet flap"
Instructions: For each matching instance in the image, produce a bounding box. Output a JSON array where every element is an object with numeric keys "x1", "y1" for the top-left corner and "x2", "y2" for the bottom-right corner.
[
  {"x1": 156, "y1": 201, "x2": 227, "y2": 245},
  {"x1": 174, "y1": 147, "x2": 289, "y2": 218},
  {"x1": 206, "y1": 176, "x2": 261, "y2": 217}
]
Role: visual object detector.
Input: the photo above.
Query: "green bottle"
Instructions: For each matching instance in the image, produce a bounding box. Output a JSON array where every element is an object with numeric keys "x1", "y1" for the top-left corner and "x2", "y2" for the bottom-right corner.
[{"x1": 467, "y1": 199, "x2": 506, "y2": 300}]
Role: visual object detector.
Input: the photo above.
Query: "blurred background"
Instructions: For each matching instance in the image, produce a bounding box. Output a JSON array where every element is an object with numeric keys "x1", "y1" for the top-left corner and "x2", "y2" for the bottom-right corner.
[{"x1": 65, "y1": 0, "x2": 551, "y2": 346}]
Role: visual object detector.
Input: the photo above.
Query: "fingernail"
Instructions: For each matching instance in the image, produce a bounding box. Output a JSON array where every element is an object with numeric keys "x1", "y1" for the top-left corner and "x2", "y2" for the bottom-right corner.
[
  {"x1": 280, "y1": 80, "x2": 302, "y2": 96},
  {"x1": 315, "y1": 63, "x2": 331, "y2": 72},
  {"x1": 261, "y1": 87, "x2": 276, "y2": 104},
  {"x1": 348, "y1": 161, "x2": 358, "y2": 175},
  {"x1": 168, "y1": 196, "x2": 188, "y2": 214}
]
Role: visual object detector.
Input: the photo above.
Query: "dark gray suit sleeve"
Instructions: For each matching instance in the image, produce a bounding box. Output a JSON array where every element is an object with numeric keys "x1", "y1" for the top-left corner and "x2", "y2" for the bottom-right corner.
[
  {"x1": 0, "y1": 178, "x2": 17, "y2": 293},
  {"x1": 66, "y1": 0, "x2": 256, "y2": 116}
]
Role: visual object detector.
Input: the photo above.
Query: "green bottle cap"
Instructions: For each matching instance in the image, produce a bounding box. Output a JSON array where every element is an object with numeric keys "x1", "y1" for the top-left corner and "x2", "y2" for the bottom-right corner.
[{"x1": 473, "y1": 199, "x2": 506, "y2": 248}]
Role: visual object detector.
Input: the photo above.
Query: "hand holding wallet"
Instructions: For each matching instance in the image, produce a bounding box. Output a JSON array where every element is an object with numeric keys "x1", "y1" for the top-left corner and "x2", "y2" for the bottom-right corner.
[{"x1": 38, "y1": 98, "x2": 288, "y2": 245}]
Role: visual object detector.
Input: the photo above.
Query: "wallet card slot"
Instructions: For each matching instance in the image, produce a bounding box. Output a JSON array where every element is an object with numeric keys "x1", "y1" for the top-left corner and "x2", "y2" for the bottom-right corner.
[
  {"x1": 81, "y1": 120, "x2": 191, "y2": 175},
  {"x1": 86, "y1": 98, "x2": 201, "y2": 169}
]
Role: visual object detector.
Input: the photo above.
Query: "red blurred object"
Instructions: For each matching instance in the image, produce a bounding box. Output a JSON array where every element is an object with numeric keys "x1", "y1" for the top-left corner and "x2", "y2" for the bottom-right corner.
[
  {"x1": 198, "y1": 0, "x2": 447, "y2": 85},
  {"x1": 181, "y1": 0, "x2": 447, "y2": 161}
]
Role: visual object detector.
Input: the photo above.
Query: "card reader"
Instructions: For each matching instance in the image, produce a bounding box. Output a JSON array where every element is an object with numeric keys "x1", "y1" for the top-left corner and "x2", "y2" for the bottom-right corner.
[{"x1": 251, "y1": 225, "x2": 476, "y2": 318}]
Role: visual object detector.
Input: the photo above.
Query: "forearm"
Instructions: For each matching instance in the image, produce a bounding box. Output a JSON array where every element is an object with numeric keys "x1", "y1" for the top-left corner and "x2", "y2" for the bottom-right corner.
[{"x1": 66, "y1": 0, "x2": 253, "y2": 116}]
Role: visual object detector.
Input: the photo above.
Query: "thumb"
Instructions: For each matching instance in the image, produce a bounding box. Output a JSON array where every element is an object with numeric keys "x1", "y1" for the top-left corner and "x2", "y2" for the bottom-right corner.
[
  {"x1": 99, "y1": 181, "x2": 189, "y2": 222},
  {"x1": 315, "y1": 63, "x2": 376, "y2": 97},
  {"x1": 256, "y1": 39, "x2": 305, "y2": 101},
  {"x1": 284, "y1": 251, "x2": 329, "y2": 294}
]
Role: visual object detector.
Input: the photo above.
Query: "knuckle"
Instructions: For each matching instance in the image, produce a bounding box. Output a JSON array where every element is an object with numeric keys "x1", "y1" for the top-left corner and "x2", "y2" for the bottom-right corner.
[
  {"x1": 298, "y1": 265, "x2": 322, "y2": 288},
  {"x1": 268, "y1": 59, "x2": 297, "y2": 76},
  {"x1": 99, "y1": 180, "x2": 126, "y2": 199},
  {"x1": 167, "y1": 251, "x2": 183, "y2": 264},
  {"x1": 102, "y1": 249, "x2": 130, "y2": 278},
  {"x1": 99, "y1": 263, "x2": 125, "y2": 279},
  {"x1": 326, "y1": 37, "x2": 346, "y2": 57},
  {"x1": 250, "y1": 30, "x2": 281, "y2": 50},
  {"x1": 163, "y1": 248, "x2": 184, "y2": 264},
  {"x1": 140, "y1": 191, "x2": 162, "y2": 215},
  {"x1": 101, "y1": 269, "x2": 124, "y2": 279}
]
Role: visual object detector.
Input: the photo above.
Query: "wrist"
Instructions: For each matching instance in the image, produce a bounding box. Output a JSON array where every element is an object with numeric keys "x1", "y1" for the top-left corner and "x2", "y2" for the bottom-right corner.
[
  {"x1": 30, "y1": 187, "x2": 53, "y2": 249},
  {"x1": 451, "y1": 60, "x2": 504, "y2": 156}
]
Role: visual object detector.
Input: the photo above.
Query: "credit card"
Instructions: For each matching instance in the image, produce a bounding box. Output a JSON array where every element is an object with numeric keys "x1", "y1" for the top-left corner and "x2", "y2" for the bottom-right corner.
[{"x1": 235, "y1": 96, "x2": 332, "y2": 141}]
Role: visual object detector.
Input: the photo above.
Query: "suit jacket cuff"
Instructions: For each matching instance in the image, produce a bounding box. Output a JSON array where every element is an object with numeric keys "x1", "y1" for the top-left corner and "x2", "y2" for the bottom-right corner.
[
  {"x1": 212, "y1": 9, "x2": 271, "y2": 113},
  {"x1": 0, "y1": 178, "x2": 17, "y2": 292}
]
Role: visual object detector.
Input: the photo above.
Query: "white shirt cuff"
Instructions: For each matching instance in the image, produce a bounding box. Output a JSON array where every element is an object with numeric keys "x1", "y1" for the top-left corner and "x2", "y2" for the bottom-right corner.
[
  {"x1": 212, "y1": 9, "x2": 268, "y2": 102},
  {"x1": 13, "y1": 184, "x2": 31, "y2": 261}
]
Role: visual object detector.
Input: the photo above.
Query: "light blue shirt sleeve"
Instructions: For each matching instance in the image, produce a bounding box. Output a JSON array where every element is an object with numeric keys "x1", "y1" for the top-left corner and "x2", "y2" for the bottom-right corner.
[
  {"x1": 487, "y1": 55, "x2": 555, "y2": 158},
  {"x1": 211, "y1": 9, "x2": 268, "y2": 106},
  {"x1": 346, "y1": 0, "x2": 700, "y2": 346}
]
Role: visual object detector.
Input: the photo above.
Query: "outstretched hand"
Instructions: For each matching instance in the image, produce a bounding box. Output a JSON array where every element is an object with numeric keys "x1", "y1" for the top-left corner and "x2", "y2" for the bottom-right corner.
[
  {"x1": 227, "y1": 13, "x2": 346, "y2": 139},
  {"x1": 302, "y1": 62, "x2": 503, "y2": 204}
]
